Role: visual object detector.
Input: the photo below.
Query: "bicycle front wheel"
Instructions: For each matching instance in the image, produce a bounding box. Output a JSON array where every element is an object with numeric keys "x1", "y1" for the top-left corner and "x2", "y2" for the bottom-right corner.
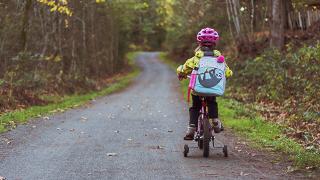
[{"x1": 203, "y1": 116, "x2": 210, "y2": 157}]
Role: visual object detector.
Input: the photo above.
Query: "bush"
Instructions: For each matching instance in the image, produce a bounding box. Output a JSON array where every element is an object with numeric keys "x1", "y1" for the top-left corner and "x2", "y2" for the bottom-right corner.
[{"x1": 229, "y1": 42, "x2": 320, "y2": 122}]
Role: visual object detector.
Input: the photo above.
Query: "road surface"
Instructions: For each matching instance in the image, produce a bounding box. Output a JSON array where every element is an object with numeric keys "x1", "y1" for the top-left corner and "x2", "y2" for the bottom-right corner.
[{"x1": 0, "y1": 53, "x2": 312, "y2": 179}]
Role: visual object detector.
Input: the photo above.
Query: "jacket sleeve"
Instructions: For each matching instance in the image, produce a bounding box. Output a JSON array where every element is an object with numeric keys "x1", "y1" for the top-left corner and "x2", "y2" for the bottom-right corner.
[
  {"x1": 225, "y1": 63, "x2": 233, "y2": 78},
  {"x1": 213, "y1": 50, "x2": 221, "y2": 57},
  {"x1": 176, "y1": 56, "x2": 196, "y2": 76}
]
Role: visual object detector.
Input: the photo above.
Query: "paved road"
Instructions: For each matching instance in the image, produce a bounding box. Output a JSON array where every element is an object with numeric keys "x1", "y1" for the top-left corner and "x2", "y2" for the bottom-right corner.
[{"x1": 0, "y1": 53, "x2": 312, "y2": 180}]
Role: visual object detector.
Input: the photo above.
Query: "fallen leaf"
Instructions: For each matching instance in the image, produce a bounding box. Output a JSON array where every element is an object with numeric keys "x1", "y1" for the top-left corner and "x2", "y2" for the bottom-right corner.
[
  {"x1": 107, "y1": 153, "x2": 118, "y2": 156},
  {"x1": 168, "y1": 130, "x2": 173, "y2": 132},
  {"x1": 157, "y1": 145, "x2": 164, "y2": 149},
  {"x1": 286, "y1": 166, "x2": 296, "y2": 173},
  {"x1": 200, "y1": 165, "x2": 211, "y2": 168},
  {"x1": 239, "y1": 172, "x2": 249, "y2": 176}
]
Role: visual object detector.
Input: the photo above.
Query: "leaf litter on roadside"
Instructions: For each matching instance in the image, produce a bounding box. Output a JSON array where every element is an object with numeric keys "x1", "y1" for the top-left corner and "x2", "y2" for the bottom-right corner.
[
  {"x1": 107, "y1": 114, "x2": 115, "y2": 119},
  {"x1": 107, "y1": 153, "x2": 118, "y2": 157},
  {"x1": 1, "y1": 137, "x2": 12, "y2": 145},
  {"x1": 240, "y1": 171, "x2": 249, "y2": 176}
]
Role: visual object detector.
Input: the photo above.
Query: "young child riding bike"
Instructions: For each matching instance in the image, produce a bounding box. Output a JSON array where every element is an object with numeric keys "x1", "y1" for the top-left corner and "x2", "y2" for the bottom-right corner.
[{"x1": 176, "y1": 27, "x2": 233, "y2": 140}]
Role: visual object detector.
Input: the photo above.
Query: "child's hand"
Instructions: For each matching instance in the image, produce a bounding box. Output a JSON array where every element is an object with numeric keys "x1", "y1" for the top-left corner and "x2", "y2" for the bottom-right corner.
[
  {"x1": 178, "y1": 74, "x2": 185, "y2": 81},
  {"x1": 226, "y1": 68, "x2": 233, "y2": 77}
]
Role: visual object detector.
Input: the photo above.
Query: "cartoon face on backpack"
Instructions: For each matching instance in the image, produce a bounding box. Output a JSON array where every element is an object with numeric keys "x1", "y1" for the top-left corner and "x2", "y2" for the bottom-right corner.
[{"x1": 198, "y1": 68, "x2": 223, "y2": 88}]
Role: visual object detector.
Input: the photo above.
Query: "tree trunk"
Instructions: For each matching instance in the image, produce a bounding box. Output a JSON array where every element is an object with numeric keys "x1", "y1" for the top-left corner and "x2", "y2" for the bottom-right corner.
[
  {"x1": 225, "y1": 0, "x2": 235, "y2": 39},
  {"x1": 21, "y1": 0, "x2": 33, "y2": 51},
  {"x1": 228, "y1": 0, "x2": 241, "y2": 37},
  {"x1": 250, "y1": 0, "x2": 255, "y2": 34},
  {"x1": 270, "y1": 0, "x2": 285, "y2": 49}
]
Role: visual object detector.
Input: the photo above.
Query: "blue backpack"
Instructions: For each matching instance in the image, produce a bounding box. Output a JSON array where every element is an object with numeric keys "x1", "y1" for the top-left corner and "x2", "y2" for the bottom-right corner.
[{"x1": 193, "y1": 54, "x2": 226, "y2": 96}]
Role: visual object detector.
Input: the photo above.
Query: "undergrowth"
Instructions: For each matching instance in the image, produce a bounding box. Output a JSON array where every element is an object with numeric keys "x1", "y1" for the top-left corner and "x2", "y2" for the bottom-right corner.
[{"x1": 0, "y1": 52, "x2": 140, "y2": 133}]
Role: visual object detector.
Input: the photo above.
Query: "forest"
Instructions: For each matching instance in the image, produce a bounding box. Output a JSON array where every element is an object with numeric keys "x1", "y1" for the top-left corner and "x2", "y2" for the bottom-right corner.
[{"x1": 0, "y1": 0, "x2": 319, "y2": 158}]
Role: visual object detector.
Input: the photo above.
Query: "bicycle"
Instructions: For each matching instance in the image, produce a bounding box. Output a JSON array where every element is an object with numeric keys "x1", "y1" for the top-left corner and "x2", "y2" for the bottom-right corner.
[{"x1": 183, "y1": 97, "x2": 228, "y2": 158}]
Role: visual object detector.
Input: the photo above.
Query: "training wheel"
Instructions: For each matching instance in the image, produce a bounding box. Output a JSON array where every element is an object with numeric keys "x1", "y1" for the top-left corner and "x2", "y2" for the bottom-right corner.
[
  {"x1": 183, "y1": 144, "x2": 189, "y2": 157},
  {"x1": 223, "y1": 145, "x2": 228, "y2": 157}
]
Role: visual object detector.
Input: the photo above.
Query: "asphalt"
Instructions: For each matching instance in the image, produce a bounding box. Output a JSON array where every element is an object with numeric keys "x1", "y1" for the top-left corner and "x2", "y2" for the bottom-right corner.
[{"x1": 0, "y1": 53, "x2": 314, "y2": 180}]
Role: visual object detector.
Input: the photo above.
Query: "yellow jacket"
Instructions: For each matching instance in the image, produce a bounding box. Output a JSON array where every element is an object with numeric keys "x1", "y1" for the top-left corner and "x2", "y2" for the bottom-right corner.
[{"x1": 177, "y1": 50, "x2": 233, "y2": 78}]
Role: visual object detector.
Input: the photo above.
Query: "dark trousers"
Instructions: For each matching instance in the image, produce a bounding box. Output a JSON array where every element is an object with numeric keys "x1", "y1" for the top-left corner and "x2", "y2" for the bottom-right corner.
[{"x1": 189, "y1": 94, "x2": 218, "y2": 127}]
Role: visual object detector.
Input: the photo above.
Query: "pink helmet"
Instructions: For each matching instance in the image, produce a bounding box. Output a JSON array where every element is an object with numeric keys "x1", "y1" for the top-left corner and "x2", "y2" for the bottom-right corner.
[{"x1": 197, "y1": 27, "x2": 219, "y2": 46}]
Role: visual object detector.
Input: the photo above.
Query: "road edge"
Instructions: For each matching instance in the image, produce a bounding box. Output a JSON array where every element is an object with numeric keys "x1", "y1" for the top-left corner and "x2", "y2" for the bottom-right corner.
[{"x1": 0, "y1": 52, "x2": 141, "y2": 133}]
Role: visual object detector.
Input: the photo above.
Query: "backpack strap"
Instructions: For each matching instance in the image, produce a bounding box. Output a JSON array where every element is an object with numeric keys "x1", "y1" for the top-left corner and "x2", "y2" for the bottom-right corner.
[
  {"x1": 203, "y1": 51, "x2": 214, "y2": 56},
  {"x1": 187, "y1": 88, "x2": 191, "y2": 103}
]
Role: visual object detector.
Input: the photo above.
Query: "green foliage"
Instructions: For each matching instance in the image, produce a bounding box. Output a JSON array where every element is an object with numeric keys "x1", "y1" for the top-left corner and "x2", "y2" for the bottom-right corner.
[
  {"x1": 4, "y1": 52, "x2": 58, "y2": 90},
  {"x1": 230, "y1": 42, "x2": 320, "y2": 122}
]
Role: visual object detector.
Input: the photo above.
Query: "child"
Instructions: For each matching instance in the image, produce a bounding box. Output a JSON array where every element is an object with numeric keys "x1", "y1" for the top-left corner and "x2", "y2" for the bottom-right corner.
[{"x1": 177, "y1": 27, "x2": 233, "y2": 140}]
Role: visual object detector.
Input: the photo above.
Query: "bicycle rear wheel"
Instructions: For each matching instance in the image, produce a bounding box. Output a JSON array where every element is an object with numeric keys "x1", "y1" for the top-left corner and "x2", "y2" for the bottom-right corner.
[{"x1": 203, "y1": 117, "x2": 210, "y2": 157}]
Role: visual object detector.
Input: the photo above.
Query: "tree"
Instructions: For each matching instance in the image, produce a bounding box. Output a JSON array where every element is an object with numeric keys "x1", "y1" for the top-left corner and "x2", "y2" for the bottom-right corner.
[{"x1": 270, "y1": 0, "x2": 293, "y2": 49}]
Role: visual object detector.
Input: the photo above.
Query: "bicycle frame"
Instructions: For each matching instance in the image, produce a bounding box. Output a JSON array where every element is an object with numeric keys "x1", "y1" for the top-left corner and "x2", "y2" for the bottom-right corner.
[{"x1": 196, "y1": 97, "x2": 212, "y2": 137}]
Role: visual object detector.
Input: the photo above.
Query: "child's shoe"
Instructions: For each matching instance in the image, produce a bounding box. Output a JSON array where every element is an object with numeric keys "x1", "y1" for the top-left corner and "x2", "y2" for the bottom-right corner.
[
  {"x1": 184, "y1": 125, "x2": 196, "y2": 140},
  {"x1": 212, "y1": 118, "x2": 222, "y2": 133}
]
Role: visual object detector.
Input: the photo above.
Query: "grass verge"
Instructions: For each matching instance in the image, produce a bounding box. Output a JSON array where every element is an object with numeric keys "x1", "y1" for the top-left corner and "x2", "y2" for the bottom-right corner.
[
  {"x1": 159, "y1": 52, "x2": 320, "y2": 169},
  {"x1": 0, "y1": 52, "x2": 141, "y2": 133}
]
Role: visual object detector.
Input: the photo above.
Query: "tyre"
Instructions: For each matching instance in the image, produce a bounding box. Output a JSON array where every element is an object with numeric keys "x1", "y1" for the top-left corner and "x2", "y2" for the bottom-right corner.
[
  {"x1": 203, "y1": 117, "x2": 210, "y2": 158},
  {"x1": 223, "y1": 145, "x2": 228, "y2": 157},
  {"x1": 184, "y1": 144, "x2": 189, "y2": 157},
  {"x1": 198, "y1": 139, "x2": 203, "y2": 149},
  {"x1": 211, "y1": 136, "x2": 215, "y2": 148}
]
